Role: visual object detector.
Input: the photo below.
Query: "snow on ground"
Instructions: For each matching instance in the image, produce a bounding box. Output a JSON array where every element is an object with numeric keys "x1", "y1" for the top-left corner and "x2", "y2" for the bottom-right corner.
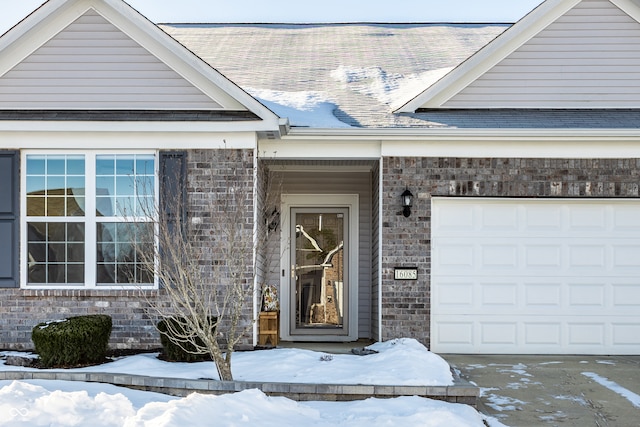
[
  {"x1": 0, "y1": 338, "x2": 506, "y2": 427},
  {"x1": 0, "y1": 380, "x2": 499, "y2": 427},
  {"x1": 582, "y1": 372, "x2": 640, "y2": 408},
  {"x1": 554, "y1": 394, "x2": 588, "y2": 406},
  {"x1": 483, "y1": 394, "x2": 527, "y2": 412},
  {"x1": 1, "y1": 338, "x2": 453, "y2": 386}
]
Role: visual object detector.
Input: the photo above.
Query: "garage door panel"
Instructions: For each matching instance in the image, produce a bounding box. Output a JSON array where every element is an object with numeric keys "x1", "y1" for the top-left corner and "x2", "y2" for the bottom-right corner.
[
  {"x1": 481, "y1": 282, "x2": 518, "y2": 307},
  {"x1": 613, "y1": 206, "x2": 640, "y2": 230},
  {"x1": 432, "y1": 198, "x2": 640, "y2": 354},
  {"x1": 434, "y1": 281, "x2": 474, "y2": 308},
  {"x1": 612, "y1": 244, "x2": 640, "y2": 267},
  {"x1": 482, "y1": 244, "x2": 518, "y2": 267},
  {"x1": 568, "y1": 283, "x2": 606, "y2": 307},
  {"x1": 568, "y1": 244, "x2": 606, "y2": 267},
  {"x1": 433, "y1": 204, "x2": 474, "y2": 231},
  {"x1": 612, "y1": 283, "x2": 640, "y2": 307},
  {"x1": 525, "y1": 244, "x2": 562, "y2": 268},
  {"x1": 436, "y1": 238, "x2": 637, "y2": 277},
  {"x1": 435, "y1": 200, "x2": 638, "y2": 238},
  {"x1": 437, "y1": 276, "x2": 638, "y2": 316},
  {"x1": 433, "y1": 321, "x2": 474, "y2": 347},
  {"x1": 612, "y1": 323, "x2": 640, "y2": 345},
  {"x1": 524, "y1": 282, "x2": 562, "y2": 307},
  {"x1": 435, "y1": 243, "x2": 474, "y2": 268},
  {"x1": 568, "y1": 205, "x2": 607, "y2": 230},
  {"x1": 481, "y1": 204, "x2": 518, "y2": 230},
  {"x1": 525, "y1": 205, "x2": 562, "y2": 230},
  {"x1": 481, "y1": 322, "x2": 518, "y2": 345},
  {"x1": 433, "y1": 315, "x2": 640, "y2": 354},
  {"x1": 525, "y1": 323, "x2": 562, "y2": 346}
]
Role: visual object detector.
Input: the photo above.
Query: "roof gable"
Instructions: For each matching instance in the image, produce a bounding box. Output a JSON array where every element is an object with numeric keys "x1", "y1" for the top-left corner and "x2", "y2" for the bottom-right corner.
[
  {"x1": 0, "y1": 0, "x2": 280, "y2": 125},
  {"x1": 398, "y1": 0, "x2": 640, "y2": 111},
  {"x1": 0, "y1": 9, "x2": 222, "y2": 110}
]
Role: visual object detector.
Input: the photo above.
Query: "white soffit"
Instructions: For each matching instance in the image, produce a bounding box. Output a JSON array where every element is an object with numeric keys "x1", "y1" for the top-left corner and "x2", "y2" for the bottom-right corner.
[{"x1": 397, "y1": 0, "x2": 640, "y2": 111}]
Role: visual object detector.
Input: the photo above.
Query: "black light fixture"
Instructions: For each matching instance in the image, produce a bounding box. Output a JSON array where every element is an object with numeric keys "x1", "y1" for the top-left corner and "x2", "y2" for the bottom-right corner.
[{"x1": 401, "y1": 188, "x2": 414, "y2": 217}]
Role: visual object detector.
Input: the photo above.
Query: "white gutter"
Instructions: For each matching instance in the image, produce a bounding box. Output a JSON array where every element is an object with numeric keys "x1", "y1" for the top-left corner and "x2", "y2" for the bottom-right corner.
[{"x1": 283, "y1": 127, "x2": 640, "y2": 141}]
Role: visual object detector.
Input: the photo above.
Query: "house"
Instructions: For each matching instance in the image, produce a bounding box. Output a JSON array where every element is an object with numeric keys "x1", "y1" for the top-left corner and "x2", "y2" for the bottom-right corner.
[{"x1": 0, "y1": 0, "x2": 639, "y2": 355}]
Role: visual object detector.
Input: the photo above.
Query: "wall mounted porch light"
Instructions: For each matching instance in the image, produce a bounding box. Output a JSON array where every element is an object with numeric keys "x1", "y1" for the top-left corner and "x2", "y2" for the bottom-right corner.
[{"x1": 401, "y1": 188, "x2": 414, "y2": 217}]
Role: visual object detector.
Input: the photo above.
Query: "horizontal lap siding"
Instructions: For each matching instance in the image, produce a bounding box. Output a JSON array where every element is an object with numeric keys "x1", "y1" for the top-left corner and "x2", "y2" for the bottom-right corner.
[
  {"x1": 0, "y1": 10, "x2": 220, "y2": 109},
  {"x1": 371, "y1": 163, "x2": 380, "y2": 341},
  {"x1": 445, "y1": 0, "x2": 640, "y2": 108}
]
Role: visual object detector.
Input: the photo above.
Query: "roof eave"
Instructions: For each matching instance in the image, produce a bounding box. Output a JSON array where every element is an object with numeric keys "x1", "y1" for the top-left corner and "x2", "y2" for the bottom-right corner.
[{"x1": 283, "y1": 126, "x2": 640, "y2": 141}]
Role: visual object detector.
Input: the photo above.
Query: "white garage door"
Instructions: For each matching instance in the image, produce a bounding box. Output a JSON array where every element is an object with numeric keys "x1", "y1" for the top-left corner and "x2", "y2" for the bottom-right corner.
[{"x1": 431, "y1": 198, "x2": 640, "y2": 355}]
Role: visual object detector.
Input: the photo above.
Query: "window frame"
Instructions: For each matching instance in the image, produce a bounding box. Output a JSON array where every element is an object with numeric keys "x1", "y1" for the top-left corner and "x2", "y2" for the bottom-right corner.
[{"x1": 20, "y1": 150, "x2": 159, "y2": 290}]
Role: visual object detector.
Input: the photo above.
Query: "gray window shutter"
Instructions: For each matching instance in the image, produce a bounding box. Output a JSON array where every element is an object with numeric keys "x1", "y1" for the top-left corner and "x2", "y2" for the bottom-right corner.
[
  {"x1": 0, "y1": 151, "x2": 19, "y2": 287},
  {"x1": 159, "y1": 151, "x2": 187, "y2": 232}
]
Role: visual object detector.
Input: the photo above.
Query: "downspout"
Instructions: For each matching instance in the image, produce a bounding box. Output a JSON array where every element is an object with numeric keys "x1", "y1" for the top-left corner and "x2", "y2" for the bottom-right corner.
[
  {"x1": 252, "y1": 145, "x2": 259, "y2": 347},
  {"x1": 378, "y1": 156, "x2": 383, "y2": 342}
]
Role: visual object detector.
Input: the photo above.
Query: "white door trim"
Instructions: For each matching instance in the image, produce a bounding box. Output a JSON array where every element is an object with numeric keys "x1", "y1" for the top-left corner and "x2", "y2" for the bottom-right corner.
[{"x1": 280, "y1": 194, "x2": 359, "y2": 341}]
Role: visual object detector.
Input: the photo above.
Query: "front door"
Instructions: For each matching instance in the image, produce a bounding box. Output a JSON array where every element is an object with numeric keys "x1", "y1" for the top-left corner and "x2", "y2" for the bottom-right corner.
[
  {"x1": 280, "y1": 194, "x2": 359, "y2": 342},
  {"x1": 291, "y1": 208, "x2": 348, "y2": 336}
]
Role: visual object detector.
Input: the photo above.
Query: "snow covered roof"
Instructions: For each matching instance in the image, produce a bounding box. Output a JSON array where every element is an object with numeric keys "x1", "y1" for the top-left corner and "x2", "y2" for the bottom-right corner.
[
  {"x1": 161, "y1": 22, "x2": 640, "y2": 130},
  {"x1": 160, "y1": 24, "x2": 508, "y2": 129}
]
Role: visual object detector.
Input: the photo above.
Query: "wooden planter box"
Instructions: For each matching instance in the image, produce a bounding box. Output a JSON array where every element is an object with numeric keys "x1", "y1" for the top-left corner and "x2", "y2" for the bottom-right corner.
[{"x1": 258, "y1": 311, "x2": 279, "y2": 347}]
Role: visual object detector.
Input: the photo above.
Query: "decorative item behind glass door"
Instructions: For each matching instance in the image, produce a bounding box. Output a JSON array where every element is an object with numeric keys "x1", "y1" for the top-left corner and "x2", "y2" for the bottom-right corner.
[{"x1": 293, "y1": 211, "x2": 346, "y2": 331}]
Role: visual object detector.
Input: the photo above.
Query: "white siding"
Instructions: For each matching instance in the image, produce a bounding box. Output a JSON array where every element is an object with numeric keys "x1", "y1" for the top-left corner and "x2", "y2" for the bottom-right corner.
[
  {"x1": 371, "y1": 162, "x2": 380, "y2": 341},
  {"x1": 0, "y1": 10, "x2": 221, "y2": 110},
  {"x1": 444, "y1": 0, "x2": 640, "y2": 108}
]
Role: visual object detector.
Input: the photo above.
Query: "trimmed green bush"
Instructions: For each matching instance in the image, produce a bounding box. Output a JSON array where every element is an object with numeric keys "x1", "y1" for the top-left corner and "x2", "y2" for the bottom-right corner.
[
  {"x1": 157, "y1": 317, "x2": 216, "y2": 362},
  {"x1": 32, "y1": 315, "x2": 112, "y2": 368}
]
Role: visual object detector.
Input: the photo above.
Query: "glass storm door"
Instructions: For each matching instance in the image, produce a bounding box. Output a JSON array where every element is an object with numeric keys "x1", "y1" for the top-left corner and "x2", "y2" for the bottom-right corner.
[{"x1": 291, "y1": 208, "x2": 348, "y2": 336}]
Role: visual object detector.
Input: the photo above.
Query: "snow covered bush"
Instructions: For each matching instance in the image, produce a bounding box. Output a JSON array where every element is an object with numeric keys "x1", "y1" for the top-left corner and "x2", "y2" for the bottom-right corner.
[{"x1": 31, "y1": 314, "x2": 112, "y2": 368}]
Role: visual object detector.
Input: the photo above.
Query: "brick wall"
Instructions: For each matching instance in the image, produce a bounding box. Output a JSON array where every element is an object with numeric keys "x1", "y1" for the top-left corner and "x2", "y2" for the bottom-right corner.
[
  {"x1": 0, "y1": 289, "x2": 160, "y2": 350},
  {"x1": 0, "y1": 149, "x2": 255, "y2": 351},
  {"x1": 381, "y1": 157, "x2": 640, "y2": 347},
  {"x1": 187, "y1": 149, "x2": 256, "y2": 348}
]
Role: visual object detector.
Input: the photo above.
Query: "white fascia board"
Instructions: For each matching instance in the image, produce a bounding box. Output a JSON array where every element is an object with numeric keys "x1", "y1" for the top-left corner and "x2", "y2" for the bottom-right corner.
[
  {"x1": 259, "y1": 138, "x2": 381, "y2": 160},
  {"x1": 396, "y1": 0, "x2": 580, "y2": 112},
  {"x1": 610, "y1": 0, "x2": 640, "y2": 22},
  {"x1": 285, "y1": 126, "x2": 640, "y2": 141},
  {"x1": 379, "y1": 135, "x2": 640, "y2": 159},
  {"x1": 0, "y1": 130, "x2": 257, "y2": 150},
  {"x1": 0, "y1": 120, "x2": 278, "y2": 133},
  {"x1": 0, "y1": 0, "x2": 85, "y2": 76},
  {"x1": 267, "y1": 127, "x2": 640, "y2": 159}
]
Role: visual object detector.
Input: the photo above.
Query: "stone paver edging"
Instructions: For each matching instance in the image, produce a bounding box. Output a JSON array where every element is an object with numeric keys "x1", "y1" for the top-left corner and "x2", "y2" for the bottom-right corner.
[{"x1": 0, "y1": 371, "x2": 478, "y2": 405}]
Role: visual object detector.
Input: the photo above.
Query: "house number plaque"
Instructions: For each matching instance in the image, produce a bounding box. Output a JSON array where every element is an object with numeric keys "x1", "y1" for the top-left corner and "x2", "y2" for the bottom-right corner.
[{"x1": 394, "y1": 267, "x2": 418, "y2": 280}]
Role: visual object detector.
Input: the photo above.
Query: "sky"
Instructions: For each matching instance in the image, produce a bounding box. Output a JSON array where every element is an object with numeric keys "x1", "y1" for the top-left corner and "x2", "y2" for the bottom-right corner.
[{"x1": 0, "y1": 0, "x2": 544, "y2": 35}]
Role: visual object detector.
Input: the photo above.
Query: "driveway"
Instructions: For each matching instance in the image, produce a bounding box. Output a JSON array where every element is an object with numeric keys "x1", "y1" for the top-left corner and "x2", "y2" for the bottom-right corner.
[{"x1": 444, "y1": 354, "x2": 640, "y2": 427}]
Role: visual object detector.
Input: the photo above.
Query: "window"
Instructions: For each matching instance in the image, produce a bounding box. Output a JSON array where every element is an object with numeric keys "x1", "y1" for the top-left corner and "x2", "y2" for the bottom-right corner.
[{"x1": 23, "y1": 152, "x2": 157, "y2": 288}]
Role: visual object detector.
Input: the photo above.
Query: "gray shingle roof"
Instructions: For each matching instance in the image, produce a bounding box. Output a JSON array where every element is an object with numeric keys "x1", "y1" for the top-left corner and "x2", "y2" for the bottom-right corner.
[{"x1": 160, "y1": 23, "x2": 640, "y2": 129}]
